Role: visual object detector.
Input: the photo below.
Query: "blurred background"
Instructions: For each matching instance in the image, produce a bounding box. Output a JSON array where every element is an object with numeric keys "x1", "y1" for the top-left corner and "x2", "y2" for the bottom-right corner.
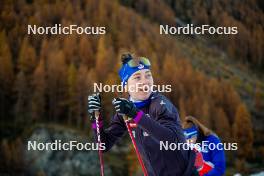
[{"x1": 0, "y1": 0, "x2": 263, "y2": 175}]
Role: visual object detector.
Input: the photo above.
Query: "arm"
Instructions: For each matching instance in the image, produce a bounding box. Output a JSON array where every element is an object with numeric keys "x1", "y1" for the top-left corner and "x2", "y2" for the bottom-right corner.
[
  {"x1": 88, "y1": 94, "x2": 126, "y2": 152},
  {"x1": 135, "y1": 104, "x2": 185, "y2": 143},
  {"x1": 92, "y1": 114, "x2": 127, "y2": 152},
  {"x1": 204, "y1": 136, "x2": 226, "y2": 176},
  {"x1": 112, "y1": 97, "x2": 186, "y2": 143}
]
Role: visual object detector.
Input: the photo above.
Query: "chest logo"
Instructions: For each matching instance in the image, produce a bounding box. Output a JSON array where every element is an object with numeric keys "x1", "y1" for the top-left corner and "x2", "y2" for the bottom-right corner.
[
  {"x1": 143, "y1": 131, "x2": 149, "y2": 136},
  {"x1": 160, "y1": 100, "x2": 166, "y2": 105}
]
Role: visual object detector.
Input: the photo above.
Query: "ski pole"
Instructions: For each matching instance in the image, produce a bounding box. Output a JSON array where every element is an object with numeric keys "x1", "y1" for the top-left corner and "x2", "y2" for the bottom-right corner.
[
  {"x1": 114, "y1": 91, "x2": 148, "y2": 175},
  {"x1": 123, "y1": 115, "x2": 148, "y2": 176},
  {"x1": 95, "y1": 110, "x2": 104, "y2": 176}
]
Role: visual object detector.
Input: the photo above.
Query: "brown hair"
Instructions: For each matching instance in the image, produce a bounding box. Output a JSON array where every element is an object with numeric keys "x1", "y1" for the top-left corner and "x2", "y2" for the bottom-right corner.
[
  {"x1": 121, "y1": 53, "x2": 142, "y2": 66},
  {"x1": 121, "y1": 53, "x2": 133, "y2": 65},
  {"x1": 182, "y1": 116, "x2": 214, "y2": 137}
]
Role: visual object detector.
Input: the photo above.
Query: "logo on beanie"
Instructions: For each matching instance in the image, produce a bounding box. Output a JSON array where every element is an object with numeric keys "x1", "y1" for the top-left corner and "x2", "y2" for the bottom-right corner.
[{"x1": 138, "y1": 64, "x2": 144, "y2": 69}]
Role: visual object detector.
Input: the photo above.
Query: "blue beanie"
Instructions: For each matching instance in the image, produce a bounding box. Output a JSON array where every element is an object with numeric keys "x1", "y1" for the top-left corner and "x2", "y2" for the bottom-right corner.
[
  {"x1": 118, "y1": 57, "x2": 150, "y2": 86},
  {"x1": 183, "y1": 126, "x2": 198, "y2": 140}
]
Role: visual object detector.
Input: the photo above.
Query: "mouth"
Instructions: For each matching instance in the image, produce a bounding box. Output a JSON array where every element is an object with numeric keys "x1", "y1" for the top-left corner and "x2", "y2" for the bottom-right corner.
[
  {"x1": 137, "y1": 87, "x2": 144, "y2": 92},
  {"x1": 137, "y1": 86, "x2": 149, "y2": 93}
]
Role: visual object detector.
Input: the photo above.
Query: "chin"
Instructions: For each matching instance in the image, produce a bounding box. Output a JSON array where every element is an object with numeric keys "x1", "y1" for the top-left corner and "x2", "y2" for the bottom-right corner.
[{"x1": 137, "y1": 92, "x2": 151, "y2": 100}]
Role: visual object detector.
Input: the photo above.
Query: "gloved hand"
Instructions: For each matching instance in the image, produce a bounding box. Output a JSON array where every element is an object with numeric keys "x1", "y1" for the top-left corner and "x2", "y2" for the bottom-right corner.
[
  {"x1": 112, "y1": 97, "x2": 139, "y2": 119},
  {"x1": 88, "y1": 93, "x2": 101, "y2": 121}
]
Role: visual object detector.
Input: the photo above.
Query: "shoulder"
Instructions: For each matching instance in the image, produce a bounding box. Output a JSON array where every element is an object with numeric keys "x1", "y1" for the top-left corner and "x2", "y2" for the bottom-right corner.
[{"x1": 149, "y1": 92, "x2": 178, "y2": 115}]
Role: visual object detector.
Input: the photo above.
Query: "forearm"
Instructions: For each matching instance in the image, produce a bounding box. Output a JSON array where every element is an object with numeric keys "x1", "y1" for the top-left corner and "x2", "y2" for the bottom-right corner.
[{"x1": 92, "y1": 115, "x2": 126, "y2": 152}]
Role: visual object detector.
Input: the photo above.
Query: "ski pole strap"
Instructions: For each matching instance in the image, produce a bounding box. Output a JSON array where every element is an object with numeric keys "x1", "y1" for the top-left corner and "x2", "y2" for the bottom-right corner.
[{"x1": 133, "y1": 110, "x2": 144, "y2": 124}]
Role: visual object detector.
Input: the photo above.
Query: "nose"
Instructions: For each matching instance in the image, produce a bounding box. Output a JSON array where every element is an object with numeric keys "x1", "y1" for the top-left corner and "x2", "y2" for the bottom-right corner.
[{"x1": 140, "y1": 77, "x2": 150, "y2": 86}]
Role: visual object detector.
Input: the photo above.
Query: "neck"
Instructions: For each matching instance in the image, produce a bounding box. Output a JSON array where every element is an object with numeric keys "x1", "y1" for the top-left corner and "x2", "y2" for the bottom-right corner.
[
  {"x1": 130, "y1": 97, "x2": 144, "y2": 102},
  {"x1": 129, "y1": 93, "x2": 153, "y2": 109}
]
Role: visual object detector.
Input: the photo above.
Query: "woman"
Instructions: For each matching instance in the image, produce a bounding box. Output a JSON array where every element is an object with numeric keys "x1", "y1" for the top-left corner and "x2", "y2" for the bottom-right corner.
[
  {"x1": 183, "y1": 116, "x2": 226, "y2": 176},
  {"x1": 88, "y1": 53, "x2": 197, "y2": 175}
]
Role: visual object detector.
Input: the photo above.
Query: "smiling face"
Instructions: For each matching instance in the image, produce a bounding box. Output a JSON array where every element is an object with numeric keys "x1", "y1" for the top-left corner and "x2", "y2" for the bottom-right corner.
[{"x1": 126, "y1": 69, "x2": 154, "y2": 101}]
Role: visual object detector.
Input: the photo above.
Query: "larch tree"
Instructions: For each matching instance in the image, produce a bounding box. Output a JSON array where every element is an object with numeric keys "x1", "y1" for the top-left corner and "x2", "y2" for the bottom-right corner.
[
  {"x1": 63, "y1": 35, "x2": 78, "y2": 64},
  {"x1": 79, "y1": 37, "x2": 94, "y2": 68},
  {"x1": 76, "y1": 65, "x2": 89, "y2": 129},
  {"x1": 0, "y1": 31, "x2": 14, "y2": 119},
  {"x1": 95, "y1": 36, "x2": 110, "y2": 81},
  {"x1": 31, "y1": 59, "x2": 46, "y2": 121},
  {"x1": 46, "y1": 49, "x2": 67, "y2": 121},
  {"x1": 213, "y1": 107, "x2": 231, "y2": 142},
  {"x1": 67, "y1": 62, "x2": 78, "y2": 125},
  {"x1": 233, "y1": 104, "x2": 254, "y2": 159},
  {"x1": 14, "y1": 71, "x2": 30, "y2": 125},
  {"x1": 18, "y1": 37, "x2": 36, "y2": 74}
]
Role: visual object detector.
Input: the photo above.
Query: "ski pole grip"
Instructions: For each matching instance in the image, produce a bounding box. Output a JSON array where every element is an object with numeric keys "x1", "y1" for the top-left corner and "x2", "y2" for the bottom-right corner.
[
  {"x1": 93, "y1": 93, "x2": 101, "y2": 120},
  {"x1": 95, "y1": 110, "x2": 100, "y2": 119},
  {"x1": 123, "y1": 115, "x2": 128, "y2": 121}
]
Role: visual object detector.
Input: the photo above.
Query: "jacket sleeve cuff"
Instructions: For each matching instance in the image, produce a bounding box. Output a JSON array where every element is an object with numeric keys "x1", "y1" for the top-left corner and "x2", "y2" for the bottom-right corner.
[{"x1": 133, "y1": 110, "x2": 144, "y2": 124}]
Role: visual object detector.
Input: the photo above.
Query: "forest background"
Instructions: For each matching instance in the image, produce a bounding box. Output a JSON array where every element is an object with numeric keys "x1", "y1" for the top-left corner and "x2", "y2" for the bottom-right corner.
[{"x1": 0, "y1": 0, "x2": 263, "y2": 175}]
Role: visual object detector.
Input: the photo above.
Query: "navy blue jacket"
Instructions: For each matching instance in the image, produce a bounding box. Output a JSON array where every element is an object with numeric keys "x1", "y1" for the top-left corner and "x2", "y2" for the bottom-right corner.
[{"x1": 94, "y1": 92, "x2": 196, "y2": 176}]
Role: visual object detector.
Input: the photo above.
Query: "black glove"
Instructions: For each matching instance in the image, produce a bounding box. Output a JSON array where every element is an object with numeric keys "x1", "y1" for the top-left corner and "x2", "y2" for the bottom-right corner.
[
  {"x1": 88, "y1": 93, "x2": 101, "y2": 121},
  {"x1": 112, "y1": 98, "x2": 139, "y2": 118}
]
